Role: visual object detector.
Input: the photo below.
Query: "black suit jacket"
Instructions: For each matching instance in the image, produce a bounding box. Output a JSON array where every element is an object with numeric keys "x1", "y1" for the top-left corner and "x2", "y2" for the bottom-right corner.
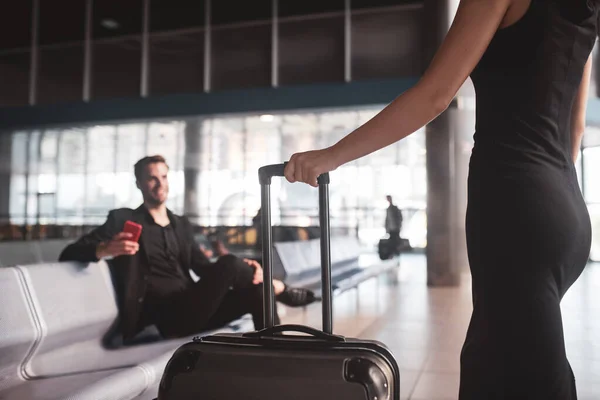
[{"x1": 59, "y1": 205, "x2": 215, "y2": 340}]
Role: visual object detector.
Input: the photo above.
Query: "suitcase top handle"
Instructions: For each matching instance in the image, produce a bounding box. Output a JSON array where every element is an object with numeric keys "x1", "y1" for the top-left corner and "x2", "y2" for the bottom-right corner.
[
  {"x1": 243, "y1": 324, "x2": 345, "y2": 342},
  {"x1": 259, "y1": 162, "x2": 330, "y2": 185}
]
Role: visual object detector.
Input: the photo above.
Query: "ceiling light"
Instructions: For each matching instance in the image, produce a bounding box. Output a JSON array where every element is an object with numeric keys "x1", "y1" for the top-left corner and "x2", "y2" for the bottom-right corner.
[
  {"x1": 260, "y1": 114, "x2": 274, "y2": 122},
  {"x1": 101, "y1": 19, "x2": 120, "y2": 30}
]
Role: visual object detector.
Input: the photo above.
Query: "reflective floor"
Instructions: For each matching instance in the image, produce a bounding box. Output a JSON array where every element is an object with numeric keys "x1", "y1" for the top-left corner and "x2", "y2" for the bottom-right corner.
[{"x1": 282, "y1": 253, "x2": 600, "y2": 400}]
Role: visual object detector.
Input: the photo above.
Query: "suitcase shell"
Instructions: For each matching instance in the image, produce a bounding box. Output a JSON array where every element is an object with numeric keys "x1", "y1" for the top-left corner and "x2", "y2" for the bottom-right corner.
[
  {"x1": 157, "y1": 163, "x2": 400, "y2": 400},
  {"x1": 158, "y1": 329, "x2": 399, "y2": 400}
]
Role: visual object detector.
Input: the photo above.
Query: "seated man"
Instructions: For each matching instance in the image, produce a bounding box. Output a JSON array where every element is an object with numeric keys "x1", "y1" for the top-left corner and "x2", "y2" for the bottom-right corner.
[{"x1": 59, "y1": 155, "x2": 316, "y2": 341}]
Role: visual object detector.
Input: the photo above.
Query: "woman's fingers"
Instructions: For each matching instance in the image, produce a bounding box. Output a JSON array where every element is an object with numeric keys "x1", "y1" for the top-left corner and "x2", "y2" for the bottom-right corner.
[
  {"x1": 308, "y1": 166, "x2": 319, "y2": 187},
  {"x1": 285, "y1": 150, "x2": 331, "y2": 186},
  {"x1": 284, "y1": 155, "x2": 297, "y2": 183}
]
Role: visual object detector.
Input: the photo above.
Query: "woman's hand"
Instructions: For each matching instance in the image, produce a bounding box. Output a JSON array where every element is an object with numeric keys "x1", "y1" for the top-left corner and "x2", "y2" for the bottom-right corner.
[{"x1": 283, "y1": 148, "x2": 340, "y2": 187}]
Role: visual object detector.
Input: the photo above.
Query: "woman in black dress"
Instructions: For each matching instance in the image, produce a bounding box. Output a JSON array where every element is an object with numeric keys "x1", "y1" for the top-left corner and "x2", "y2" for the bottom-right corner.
[{"x1": 284, "y1": 0, "x2": 596, "y2": 398}]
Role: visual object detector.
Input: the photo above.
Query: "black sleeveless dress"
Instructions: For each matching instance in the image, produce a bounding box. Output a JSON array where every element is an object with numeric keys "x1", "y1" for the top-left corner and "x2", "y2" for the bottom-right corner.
[{"x1": 460, "y1": 1, "x2": 596, "y2": 398}]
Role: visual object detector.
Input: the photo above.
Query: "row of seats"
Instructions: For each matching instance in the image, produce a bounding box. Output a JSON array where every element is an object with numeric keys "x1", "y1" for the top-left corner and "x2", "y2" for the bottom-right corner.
[
  {"x1": 0, "y1": 235, "x2": 399, "y2": 400},
  {"x1": 0, "y1": 260, "x2": 252, "y2": 399},
  {"x1": 276, "y1": 236, "x2": 400, "y2": 294}
]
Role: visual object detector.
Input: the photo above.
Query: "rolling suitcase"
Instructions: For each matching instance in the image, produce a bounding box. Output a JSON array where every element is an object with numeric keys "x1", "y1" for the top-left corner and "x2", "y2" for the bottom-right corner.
[{"x1": 157, "y1": 163, "x2": 400, "y2": 400}]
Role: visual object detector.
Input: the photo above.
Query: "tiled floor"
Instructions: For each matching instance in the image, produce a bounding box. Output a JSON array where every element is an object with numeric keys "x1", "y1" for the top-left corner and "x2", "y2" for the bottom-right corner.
[{"x1": 283, "y1": 253, "x2": 600, "y2": 399}]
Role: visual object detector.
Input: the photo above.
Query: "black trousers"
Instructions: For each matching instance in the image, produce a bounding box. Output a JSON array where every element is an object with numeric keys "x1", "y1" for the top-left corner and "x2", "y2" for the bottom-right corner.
[{"x1": 146, "y1": 255, "x2": 280, "y2": 338}]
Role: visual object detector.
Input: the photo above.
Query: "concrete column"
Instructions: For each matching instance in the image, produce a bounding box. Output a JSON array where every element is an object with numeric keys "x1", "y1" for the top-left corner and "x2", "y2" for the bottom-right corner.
[
  {"x1": 423, "y1": 0, "x2": 473, "y2": 286},
  {"x1": 183, "y1": 119, "x2": 202, "y2": 221}
]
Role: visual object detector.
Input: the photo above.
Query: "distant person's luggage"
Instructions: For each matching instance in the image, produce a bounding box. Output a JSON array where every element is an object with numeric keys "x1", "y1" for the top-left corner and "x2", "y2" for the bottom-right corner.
[
  {"x1": 157, "y1": 163, "x2": 401, "y2": 400},
  {"x1": 378, "y1": 238, "x2": 395, "y2": 260},
  {"x1": 378, "y1": 237, "x2": 412, "y2": 260}
]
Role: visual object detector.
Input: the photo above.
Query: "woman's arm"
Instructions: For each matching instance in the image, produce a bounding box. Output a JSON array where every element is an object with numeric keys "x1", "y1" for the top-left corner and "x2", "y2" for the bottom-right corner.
[
  {"x1": 285, "y1": 0, "x2": 513, "y2": 186},
  {"x1": 571, "y1": 54, "x2": 592, "y2": 163}
]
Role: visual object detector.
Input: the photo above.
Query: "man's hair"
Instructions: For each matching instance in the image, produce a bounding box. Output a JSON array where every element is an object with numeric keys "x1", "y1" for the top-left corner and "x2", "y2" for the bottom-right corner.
[{"x1": 134, "y1": 155, "x2": 169, "y2": 181}]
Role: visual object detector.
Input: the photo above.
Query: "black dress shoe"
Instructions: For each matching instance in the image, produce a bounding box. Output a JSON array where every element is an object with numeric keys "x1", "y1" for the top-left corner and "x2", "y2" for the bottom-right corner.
[{"x1": 276, "y1": 286, "x2": 319, "y2": 307}]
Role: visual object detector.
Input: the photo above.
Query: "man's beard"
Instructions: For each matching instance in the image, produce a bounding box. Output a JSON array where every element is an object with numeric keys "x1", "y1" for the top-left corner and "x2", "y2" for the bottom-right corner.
[{"x1": 145, "y1": 193, "x2": 166, "y2": 207}]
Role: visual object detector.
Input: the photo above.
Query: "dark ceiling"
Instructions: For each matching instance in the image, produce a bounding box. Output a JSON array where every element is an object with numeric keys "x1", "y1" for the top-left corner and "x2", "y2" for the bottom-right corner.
[{"x1": 0, "y1": 0, "x2": 421, "y2": 51}]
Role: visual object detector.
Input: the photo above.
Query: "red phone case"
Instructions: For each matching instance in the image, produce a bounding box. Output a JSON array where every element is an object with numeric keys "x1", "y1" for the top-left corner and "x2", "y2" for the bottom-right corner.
[{"x1": 123, "y1": 221, "x2": 143, "y2": 242}]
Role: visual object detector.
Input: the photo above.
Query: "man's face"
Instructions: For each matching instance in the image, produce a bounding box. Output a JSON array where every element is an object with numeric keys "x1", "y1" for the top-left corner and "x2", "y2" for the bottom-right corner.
[{"x1": 137, "y1": 162, "x2": 169, "y2": 206}]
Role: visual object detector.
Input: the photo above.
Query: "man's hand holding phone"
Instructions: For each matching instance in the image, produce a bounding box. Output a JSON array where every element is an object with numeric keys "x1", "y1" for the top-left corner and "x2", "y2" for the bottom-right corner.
[
  {"x1": 96, "y1": 221, "x2": 142, "y2": 259},
  {"x1": 96, "y1": 232, "x2": 140, "y2": 259}
]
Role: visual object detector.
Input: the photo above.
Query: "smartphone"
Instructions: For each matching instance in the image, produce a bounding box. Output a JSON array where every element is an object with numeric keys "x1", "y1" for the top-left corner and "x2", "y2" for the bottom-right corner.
[{"x1": 123, "y1": 220, "x2": 143, "y2": 242}]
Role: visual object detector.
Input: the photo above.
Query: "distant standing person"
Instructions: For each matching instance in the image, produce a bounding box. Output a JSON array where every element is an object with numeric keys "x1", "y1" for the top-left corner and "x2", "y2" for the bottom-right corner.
[{"x1": 385, "y1": 195, "x2": 403, "y2": 253}]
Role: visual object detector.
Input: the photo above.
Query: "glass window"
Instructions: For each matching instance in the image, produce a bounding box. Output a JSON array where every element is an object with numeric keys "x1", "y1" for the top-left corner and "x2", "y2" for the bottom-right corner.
[
  {"x1": 588, "y1": 203, "x2": 600, "y2": 261},
  {"x1": 87, "y1": 126, "x2": 117, "y2": 174},
  {"x1": 114, "y1": 124, "x2": 146, "y2": 208},
  {"x1": 37, "y1": 131, "x2": 59, "y2": 202},
  {"x1": 278, "y1": 112, "x2": 333, "y2": 226},
  {"x1": 166, "y1": 170, "x2": 185, "y2": 214},
  {"x1": 9, "y1": 175, "x2": 27, "y2": 225},
  {"x1": 584, "y1": 146, "x2": 600, "y2": 204},
  {"x1": 146, "y1": 121, "x2": 182, "y2": 164},
  {"x1": 115, "y1": 123, "x2": 147, "y2": 173},
  {"x1": 6, "y1": 106, "x2": 427, "y2": 246},
  {"x1": 197, "y1": 117, "x2": 245, "y2": 225},
  {"x1": 9, "y1": 132, "x2": 31, "y2": 224},
  {"x1": 114, "y1": 172, "x2": 143, "y2": 209},
  {"x1": 57, "y1": 129, "x2": 86, "y2": 222},
  {"x1": 58, "y1": 128, "x2": 86, "y2": 174},
  {"x1": 85, "y1": 126, "x2": 117, "y2": 217},
  {"x1": 582, "y1": 126, "x2": 600, "y2": 148},
  {"x1": 24, "y1": 131, "x2": 42, "y2": 225},
  {"x1": 584, "y1": 146, "x2": 600, "y2": 261},
  {"x1": 40, "y1": 132, "x2": 59, "y2": 164},
  {"x1": 11, "y1": 132, "x2": 30, "y2": 175},
  {"x1": 242, "y1": 115, "x2": 282, "y2": 224}
]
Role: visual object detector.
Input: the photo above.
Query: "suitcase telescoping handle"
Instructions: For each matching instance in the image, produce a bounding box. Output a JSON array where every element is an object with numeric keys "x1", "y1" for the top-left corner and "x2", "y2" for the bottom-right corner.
[
  {"x1": 258, "y1": 162, "x2": 333, "y2": 334},
  {"x1": 243, "y1": 324, "x2": 344, "y2": 342}
]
